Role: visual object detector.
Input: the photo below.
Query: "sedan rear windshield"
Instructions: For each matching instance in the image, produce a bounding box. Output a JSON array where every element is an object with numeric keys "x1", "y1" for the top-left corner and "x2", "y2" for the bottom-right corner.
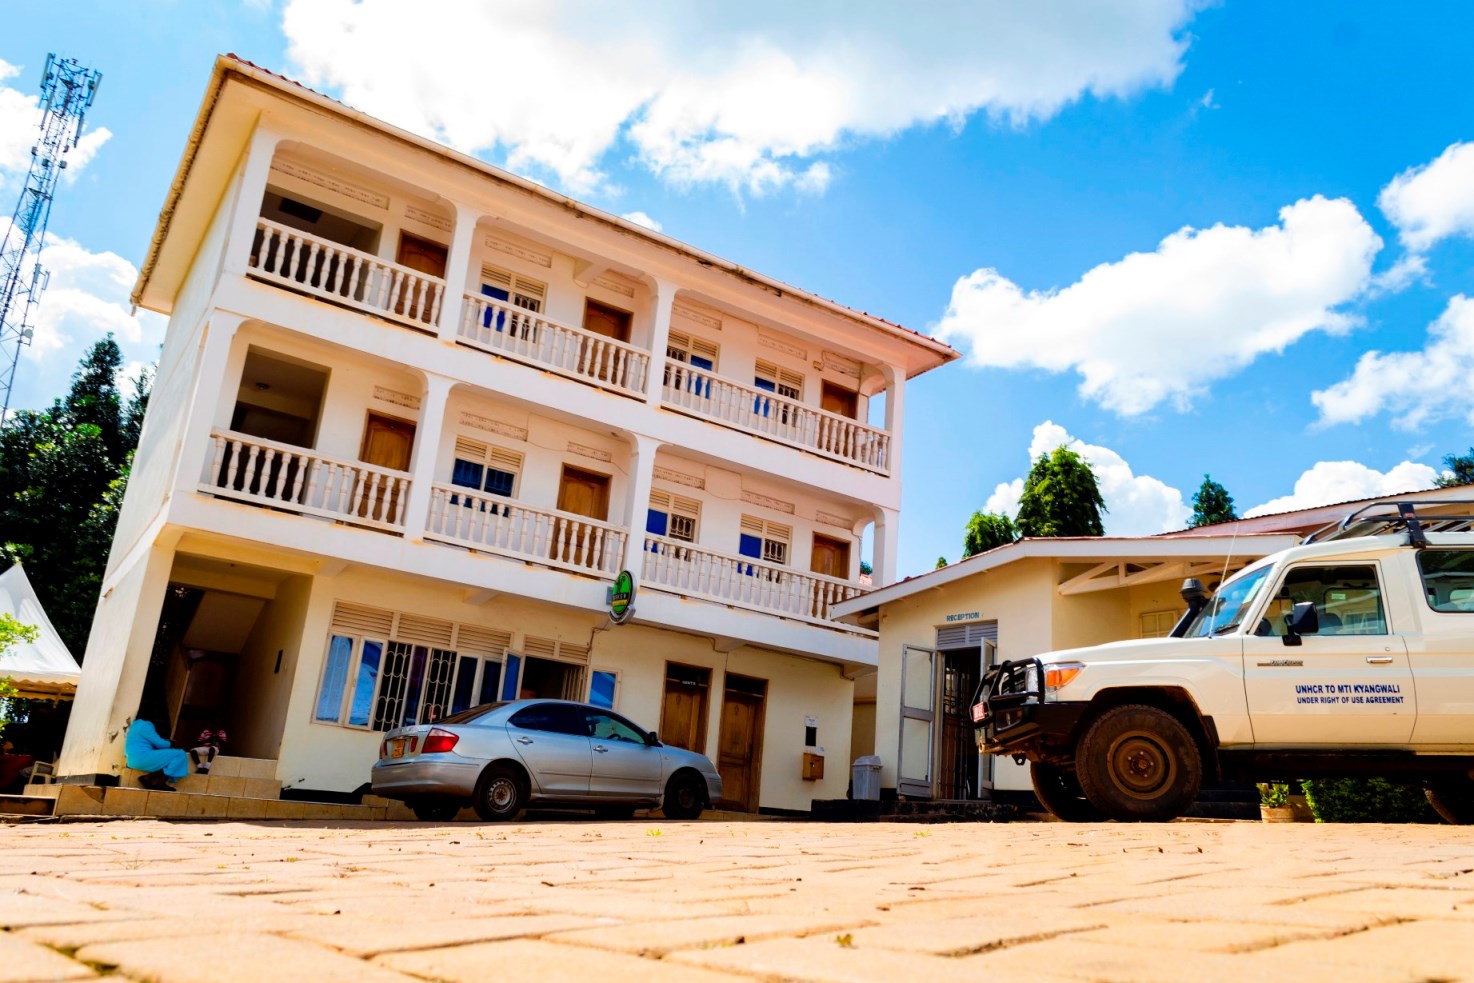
[{"x1": 438, "y1": 702, "x2": 507, "y2": 725}]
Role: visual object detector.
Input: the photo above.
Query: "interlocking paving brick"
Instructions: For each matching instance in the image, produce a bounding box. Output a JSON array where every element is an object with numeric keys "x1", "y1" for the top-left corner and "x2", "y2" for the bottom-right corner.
[
  {"x1": 0, "y1": 931, "x2": 95, "y2": 981},
  {"x1": 285, "y1": 913, "x2": 609, "y2": 957},
  {"x1": 78, "y1": 932, "x2": 422, "y2": 983},
  {"x1": 547, "y1": 912, "x2": 872, "y2": 956},
  {"x1": 376, "y1": 938, "x2": 746, "y2": 982}
]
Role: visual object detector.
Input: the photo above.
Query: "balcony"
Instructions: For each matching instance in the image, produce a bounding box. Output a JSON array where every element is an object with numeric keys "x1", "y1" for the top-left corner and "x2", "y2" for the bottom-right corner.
[
  {"x1": 202, "y1": 430, "x2": 410, "y2": 532},
  {"x1": 425, "y1": 483, "x2": 626, "y2": 577},
  {"x1": 642, "y1": 536, "x2": 868, "y2": 630},
  {"x1": 248, "y1": 220, "x2": 445, "y2": 331},
  {"x1": 458, "y1": 292, "x2": 650, "y2": 397},
  {"x1": 662, "y1": 364, "x2": 891, "y2": 474}
]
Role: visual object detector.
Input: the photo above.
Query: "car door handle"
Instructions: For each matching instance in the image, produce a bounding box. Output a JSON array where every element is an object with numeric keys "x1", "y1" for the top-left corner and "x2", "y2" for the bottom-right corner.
[
  {"x1": 1365, "y1": 656, "x2": 1395, "y2": 665},
  {"x1": 593, "y1": 745, "x2": 609, "y2": 753},
  {"x1": 515, "y1": 736, "x2": 534, "y2": 745}
]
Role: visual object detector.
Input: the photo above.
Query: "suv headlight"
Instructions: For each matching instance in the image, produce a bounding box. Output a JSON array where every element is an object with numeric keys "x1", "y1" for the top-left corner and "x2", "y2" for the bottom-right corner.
[{"x1": 1044, "y1": 661, "x2": 1085, "y2": 699}]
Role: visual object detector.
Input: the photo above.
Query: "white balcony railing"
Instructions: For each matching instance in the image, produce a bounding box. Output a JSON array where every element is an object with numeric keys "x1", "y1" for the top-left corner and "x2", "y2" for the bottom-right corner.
[
  {"x1": 248, "y1": 219, "x2": 445, "y2": 330},
  {"x1": 459, "y1": 292, "x2": 650, "y2": 397},
  {"x1": 642, "y1": 535, "x2": 868, "y2": 629},
  {"x1": 201, "y1": 430, "x2": 410, "y2": 532},
  {"x1": 425, "y1": 483, "x2": 625, "y2": 577},
  {"x1": 661, "y1": 364, "x2": 891, "y2": 474}
]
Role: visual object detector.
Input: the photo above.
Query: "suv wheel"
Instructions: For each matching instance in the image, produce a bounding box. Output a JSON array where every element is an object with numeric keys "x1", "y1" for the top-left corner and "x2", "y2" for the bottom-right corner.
[
  {"x1": 1075, "y1": 704, "x2": 1202, "y2": 822},
  {"x1": 1030, "y1": 762, "x2": 1106, "y2": 822},
  {"x1": 1426, "y1": 778, "x2": 1474, "y2": 825}
]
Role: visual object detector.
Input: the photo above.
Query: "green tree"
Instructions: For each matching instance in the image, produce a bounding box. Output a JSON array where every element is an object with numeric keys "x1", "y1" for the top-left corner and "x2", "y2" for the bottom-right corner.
[
  {"x1": 0, "y1": 336, "x2": 152, "y2": 660},
  {"x1": 1189, "y1": 474, "x2": 1238, "y2": 527},
  {"x1": 962, "y1": 510, "x2": 1017, "y2": 558},
  {"x1": 1015, "y1": 446, "x2": 1106, "y2": 538},
  {"x1": 1436, "y1": 448, "x2": 1474, "y2": 488},
  {"x1": 935, "y1": 556, "x2": 948, "y2": 569},
  {"x1": 0, "y1": 613, "x2": 40, "y2": 742}
]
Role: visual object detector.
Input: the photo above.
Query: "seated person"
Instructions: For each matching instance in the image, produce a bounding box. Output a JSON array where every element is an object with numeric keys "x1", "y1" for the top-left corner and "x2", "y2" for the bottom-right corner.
[{"x1": 125, "y1": 711, "x2": 190, "y2": 791}]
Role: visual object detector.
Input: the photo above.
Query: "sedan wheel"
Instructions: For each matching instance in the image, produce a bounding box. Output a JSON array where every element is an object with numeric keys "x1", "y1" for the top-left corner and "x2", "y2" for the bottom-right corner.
[
  {"x1": 662, "y1": 773, "x2": 705, "y2": 820},
  {"x1": 473, "y1": 765, "x2": 526, "y2": 822}
]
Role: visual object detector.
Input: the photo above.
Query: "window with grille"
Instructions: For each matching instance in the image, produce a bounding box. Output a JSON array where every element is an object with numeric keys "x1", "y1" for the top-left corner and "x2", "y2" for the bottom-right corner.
[
  {"x1": 739, "y1": 515, "x2": 790, "y2": 567},
  {"x1": 647, "y1": 490, "x2": 700, "y2": 543},
  {"x1": 665, "y1": 331, "x2": 718, "y2": 396},
  {"x1": 314, "y1": 605, "x2": 512, "y2": 732},
  {"x1": 480, "y1": 264, "x2": 545, "y2": 336},
  {"x1": 754, "y1": 359, "x2": 802, "y2": 422},
  {"x1": 450, "y1": 436, "x2": 522, "y2": 510}
]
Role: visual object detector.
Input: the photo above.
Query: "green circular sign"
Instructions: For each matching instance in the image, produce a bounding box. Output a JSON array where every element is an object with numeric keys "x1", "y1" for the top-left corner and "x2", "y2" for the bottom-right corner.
[{"x1": 609, "y1": 570, "x2": 636, "y2": 623}]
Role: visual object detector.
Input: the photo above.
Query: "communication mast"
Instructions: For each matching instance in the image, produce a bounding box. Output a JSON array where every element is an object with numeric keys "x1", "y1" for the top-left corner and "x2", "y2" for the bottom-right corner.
[{"x1": 0, "y1": 54, "x2": 102, "y2": 423}]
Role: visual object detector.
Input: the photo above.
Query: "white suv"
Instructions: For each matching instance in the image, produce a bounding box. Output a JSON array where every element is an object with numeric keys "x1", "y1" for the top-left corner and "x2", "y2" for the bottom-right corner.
[{"x1": 976, "y1": 501, "x2": 1474, "y2": 823}]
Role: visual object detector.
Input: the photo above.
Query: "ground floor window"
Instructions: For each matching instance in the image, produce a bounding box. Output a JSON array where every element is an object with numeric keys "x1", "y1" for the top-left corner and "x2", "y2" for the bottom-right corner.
[{"x1": 588, "y1": 669, "x2": 619, "y2": 709}]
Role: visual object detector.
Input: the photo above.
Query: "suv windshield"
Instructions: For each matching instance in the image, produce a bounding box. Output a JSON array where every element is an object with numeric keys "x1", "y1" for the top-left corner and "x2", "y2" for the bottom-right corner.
[{"x1": 1183, "y1": 565, "x2": 1273, "y2": 637}]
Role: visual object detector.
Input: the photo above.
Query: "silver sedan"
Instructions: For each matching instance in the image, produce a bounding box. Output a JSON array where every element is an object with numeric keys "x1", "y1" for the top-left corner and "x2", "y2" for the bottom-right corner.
[{"x1": 370, "y1": 699, "x2": 724, "y2": 822}]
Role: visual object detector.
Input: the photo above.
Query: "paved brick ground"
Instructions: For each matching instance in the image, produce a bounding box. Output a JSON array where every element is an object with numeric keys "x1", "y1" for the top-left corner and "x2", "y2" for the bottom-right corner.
[{"x1": 1, "y1": 818, "x2": 1471, "y2": 981}]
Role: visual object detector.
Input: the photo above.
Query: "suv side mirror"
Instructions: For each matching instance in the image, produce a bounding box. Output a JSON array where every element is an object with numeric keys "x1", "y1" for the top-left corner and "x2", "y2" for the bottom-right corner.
[{"x1": 1284, "y1": 601, "x2": 1319, "y2": 646}]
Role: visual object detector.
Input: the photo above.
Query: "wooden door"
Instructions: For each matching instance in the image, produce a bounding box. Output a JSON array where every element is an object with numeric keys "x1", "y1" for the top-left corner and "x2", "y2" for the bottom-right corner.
[
  {"x1": 582, "y1": 301, "x2": 633, "y2": 382},
  {"x1": 810, "y1": 535, "x2": 851, "y2": 579},
  {"x1": 358, "y1": 413, "x2": 415, "y2": 522},
  {"x1": 660, "y1": 663, "x2": 710, "y2": 752},
  {"x1": 820, "y1": 381, "x2": 859, "y2": 419},
  {"x1": 554, "y1": 466, "x2": 611, "y2": 566},
  {"x1": 717, "y1": 675, "x2": 766, "y2": 812},
  {"x1": 395, "y1": 234, "x2": 447, "y2": 322}
]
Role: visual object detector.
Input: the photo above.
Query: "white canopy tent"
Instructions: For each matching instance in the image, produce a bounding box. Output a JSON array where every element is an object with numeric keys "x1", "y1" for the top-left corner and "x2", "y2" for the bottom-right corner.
[{"x1": 0, "y1": 564, "x2": 82, "y2": 700}]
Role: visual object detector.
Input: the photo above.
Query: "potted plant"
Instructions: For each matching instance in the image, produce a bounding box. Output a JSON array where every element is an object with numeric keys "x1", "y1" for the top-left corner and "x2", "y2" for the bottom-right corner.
[{"x1": 1258, "y1": 782, "x2": 1295, "y2": 822}]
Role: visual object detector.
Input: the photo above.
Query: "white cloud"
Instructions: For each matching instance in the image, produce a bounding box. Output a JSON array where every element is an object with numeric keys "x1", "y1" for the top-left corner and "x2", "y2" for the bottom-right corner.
[
  {"x1": 281, "y1": 0, "x2": 1198, "y2": 194},
  {"x1": 983, "y1": 421, "x2": 1190, "y2": 536},
  {"x1": 0, "y1": 58, "x2": 111, "y2": 189},
  {"x1": 935, "y1": 196, "x2": 1381, "y2": 416},
  {"x1": 1379, "y1": 141, "x2": 1474, "y2": 252},
  {"x1": 0, "y1": 234, "x2": 165, "y2": 411},
  {"x1": 1366, "y1": 254, "x2": 1427, "y2": 297},
  {"x1": 1312, "y1": 294, "x2": 1474, "y2": 430},
  {"x1": 620, "y1": 211, "x2": 662, "y2": 232},
  {"x1": 1244, "y1": 460, "x2": 1439, "y2": 518}
]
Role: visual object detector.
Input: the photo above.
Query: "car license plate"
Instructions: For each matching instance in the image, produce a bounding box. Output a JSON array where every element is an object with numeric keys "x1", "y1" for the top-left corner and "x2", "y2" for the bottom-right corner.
[
  {"x1": 390, "y1": 738, "x2": 406, "y2": 759},
  {"x1": 971, "y1": 702, "x2": 989, "y2": 722}
]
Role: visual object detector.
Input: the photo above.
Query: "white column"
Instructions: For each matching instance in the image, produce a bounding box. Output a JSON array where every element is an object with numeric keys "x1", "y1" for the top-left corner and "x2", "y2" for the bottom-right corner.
[
  {"x1": 620, "y1": 434, "x2": 661, "y2": 575},
  {"x1": 642, "y1": 278, "x2": 677, "y2": 403},
  {"x1": 436, "y1": 201, "x2": 480, "y2": 343},
  {"x1": 882, "y1": 364, "x2": 905, "y2": 475},
  {"x1": 401, "y1": 373, "x2": 455, "y2": 542},
  {"x1": 221, "y1": 125, "x2": 283, "y2": 278},
  {"x1": 173, "y1": 313, "x2": 245, "y2": 496},
  {"x1": 872, "y1": 506, "x2": 900, "y2": 587}
]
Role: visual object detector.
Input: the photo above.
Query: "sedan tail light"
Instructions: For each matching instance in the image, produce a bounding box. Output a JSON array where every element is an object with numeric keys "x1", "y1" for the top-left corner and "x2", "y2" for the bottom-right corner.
[{"x1": 421, "y1": 728, "x2": 459, "y2": 754}]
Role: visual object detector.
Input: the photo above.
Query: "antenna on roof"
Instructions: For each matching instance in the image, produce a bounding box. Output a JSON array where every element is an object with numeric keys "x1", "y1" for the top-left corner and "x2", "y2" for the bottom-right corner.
[{"x1": 0, "y1": 54, "x2": 102, "y2": 424}]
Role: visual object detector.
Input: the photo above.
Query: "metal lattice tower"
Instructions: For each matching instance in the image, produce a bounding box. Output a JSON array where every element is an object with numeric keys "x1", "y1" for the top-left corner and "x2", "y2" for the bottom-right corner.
[{"x1": 0, "y1": 54, "x2": 102, "y2": 423}]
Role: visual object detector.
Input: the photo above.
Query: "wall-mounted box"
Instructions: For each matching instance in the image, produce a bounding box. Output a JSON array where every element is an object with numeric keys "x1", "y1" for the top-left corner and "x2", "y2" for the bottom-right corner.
[{"x1": 802, "y1": 751, "x2": 825, "y2": 781}]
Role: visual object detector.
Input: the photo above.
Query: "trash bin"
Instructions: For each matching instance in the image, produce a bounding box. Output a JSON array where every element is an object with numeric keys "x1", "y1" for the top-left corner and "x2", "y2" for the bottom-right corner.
[{"x1": 851, "y1": 755, "x2": 882, "y2": 801}]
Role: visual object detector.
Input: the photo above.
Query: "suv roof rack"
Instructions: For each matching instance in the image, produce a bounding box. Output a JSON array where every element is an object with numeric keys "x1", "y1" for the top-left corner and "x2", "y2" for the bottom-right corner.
[{"x1": 1303, "y1": 499, "x2": 1474, "y2": 547}]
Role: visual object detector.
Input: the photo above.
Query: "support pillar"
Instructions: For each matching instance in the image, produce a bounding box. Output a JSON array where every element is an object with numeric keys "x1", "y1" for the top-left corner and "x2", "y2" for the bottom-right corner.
[
  {"x1": 221, "y1": 125, "x2": 283, "y2": 278},
  {"x1": 437, "y1": 201, "x2": 481, "y2": 343},
  {"x1": 872, "y1": 506, "x2": 901, "y2": 587},
  {"x1": 620, "y1": 434, "x2": 662, "y2": 576},
  {"x1": 642, "y1": 278, "x2": 677, "y2": 403},
  {"x1": 882, "y1": 364, "x2": 906, "y2": 476},
  {"x1": 172, "y1": 313, "x2": 245, "y2": 497},
  {"x1": 401, "y1": 373, "x2": 455, "y2": 541}
]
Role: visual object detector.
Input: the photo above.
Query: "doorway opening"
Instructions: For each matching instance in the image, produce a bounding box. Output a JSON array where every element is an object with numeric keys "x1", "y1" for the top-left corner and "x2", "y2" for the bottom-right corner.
[
  {"x1": 935, "y1": 647, "x2": 982, "y2": 799},
  {"x1": 231, "y1": 349, "x2": 328, "y2": 448},
  {"x1": 518, "y1": 656, "x2": 586, "y2": 701},
  {"x1": 660, "y1": 663, "x2": 710, "y2": 752},
  {"x1": 717, "y1": 673, "x2": 767, "y2": 812}
]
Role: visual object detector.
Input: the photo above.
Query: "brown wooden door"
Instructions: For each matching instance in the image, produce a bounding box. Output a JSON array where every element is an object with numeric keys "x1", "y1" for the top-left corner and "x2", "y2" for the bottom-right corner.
[
  {"x1": 554, "y1": 466, "x2": 611, "y2": 567},
  {"x1": 660, "y1": 663, "x2": 710, "y2": 753},
  {"x1": 582, "y1": 300, "x2": 633, "y2": 382},
  {"x1": 358, "y1": 413, "x2": 414, "y2": 522},
  {"x1": 810, "y1": 534, "x2": 851, "y2": 579},
  {"x1": 717, "y1": 675, "x2": 766, "y2": 812},
  {"x1": 395, "y1": 234, "x2": 448, "y2": 322},
  {"x1": 820, "y1": 381, "x2": 859, "y2": 419}
]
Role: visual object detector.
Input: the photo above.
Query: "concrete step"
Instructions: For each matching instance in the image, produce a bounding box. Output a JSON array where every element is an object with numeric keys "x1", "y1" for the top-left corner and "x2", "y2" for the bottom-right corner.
[
  {"x1": 0, "y1": 793, "x2": 55, "y2": 817},
  {"x1": 49, "y1": 784, "x2": 387, "y2": 821},
  {"x1": 119, "y1": 754, "x2": 281, "y2": 799}
]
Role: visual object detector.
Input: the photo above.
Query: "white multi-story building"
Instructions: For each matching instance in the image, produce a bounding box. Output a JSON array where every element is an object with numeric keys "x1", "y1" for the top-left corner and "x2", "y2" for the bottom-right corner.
[{"x1": 55, "y1": 56, "x2": 954, "y2": 813}]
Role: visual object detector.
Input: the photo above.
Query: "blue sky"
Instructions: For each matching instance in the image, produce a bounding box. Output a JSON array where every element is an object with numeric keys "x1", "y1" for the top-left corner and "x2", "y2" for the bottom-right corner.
[{"x1": 4, "y1": 1, "x2": 1474, "y2": 578}]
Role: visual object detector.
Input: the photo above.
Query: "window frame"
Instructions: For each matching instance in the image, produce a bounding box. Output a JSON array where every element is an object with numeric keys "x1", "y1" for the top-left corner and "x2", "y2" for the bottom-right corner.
[
  {"x1": 588, "y1": 668, "x2": 621, "y2": 710},
  {"x1": 739, "y1": 515, "x2": 791, "y2": 568},
  {"x1": 449, "y1": 436, "x2": 523, "y2": 507},
  {"x1": 1262, "y1": 563, "x2": 1390, "y2": 637},
  {"x1": 647, "y1": 490, "x2": 701, "y2": 544},
  {"x1": 1417, "y1": 550, "x2": 1474, "y2": 613},
  {"x1": 314, "y1": 633, "x2": 506, "y2": 733}
]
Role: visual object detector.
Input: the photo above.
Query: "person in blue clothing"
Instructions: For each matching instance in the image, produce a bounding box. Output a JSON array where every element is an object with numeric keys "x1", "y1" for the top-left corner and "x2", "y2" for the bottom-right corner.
[{"x1": 124, "y1": 707, "x2": 189, "y2": 791}]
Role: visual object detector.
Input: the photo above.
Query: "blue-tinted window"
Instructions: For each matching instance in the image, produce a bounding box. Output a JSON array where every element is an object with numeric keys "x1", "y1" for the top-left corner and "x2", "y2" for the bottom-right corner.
[
  {"x1": 316, "y1": 635, "x2": 353, "y2": 722},
  {"x1": 500, "y1": 654, "x2": 522, "y2": 701},
  {"x1": 690, "y1": 354, "x2": 713, "y2": 371},
  {"x1": 452, "y1": 655, "x2": 478, "y2": 714},
  {"x1": 589, "y1": 670, "x2": 617, "y2": 709},
  {"x1": 484, "y1": 468, "x2": 515, "y2": 497},
  {"x1": 348, "y1": 640, "x2": 382, "y2": 727},
  {"x1": 400, "y1": 645, "x2": 429, "y2": 728},
  {"x1": 647, "y1": 509, "x2": 669, "y2": 537},
  {"x1": 739, "y1": 534, "x2": 762, "y2": 558},
  {"x1": 481, "y1": 283, "x2": 509, "y2": 331},
  {"x1": 479, "y1": 659, "x2": 502, "y2": 706},
  {"x1": 452, "y1": 458, "x2": 484, "y2": 489}
]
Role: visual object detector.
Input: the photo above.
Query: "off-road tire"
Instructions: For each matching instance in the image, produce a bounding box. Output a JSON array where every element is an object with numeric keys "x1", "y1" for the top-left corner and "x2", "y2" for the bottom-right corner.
[
  {"x1": 662, "y1": 773, "x2": 705, "y2": 820},
  {"x1": 1426, "y1": 779, "x2": 1474, "y2": 825},
  {"x1": 410, "y1": 798, "x2": 461, "y2": 822},
  {"x1": 1075, "y1": 704, "x2": 1202, "y2": 822},
  {"x1": 1030, "y1": 762, "x2": 1106, "y2": 822},
  {"x1": 473, "y1": 764, "x2": 527, "y2": 822}
]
